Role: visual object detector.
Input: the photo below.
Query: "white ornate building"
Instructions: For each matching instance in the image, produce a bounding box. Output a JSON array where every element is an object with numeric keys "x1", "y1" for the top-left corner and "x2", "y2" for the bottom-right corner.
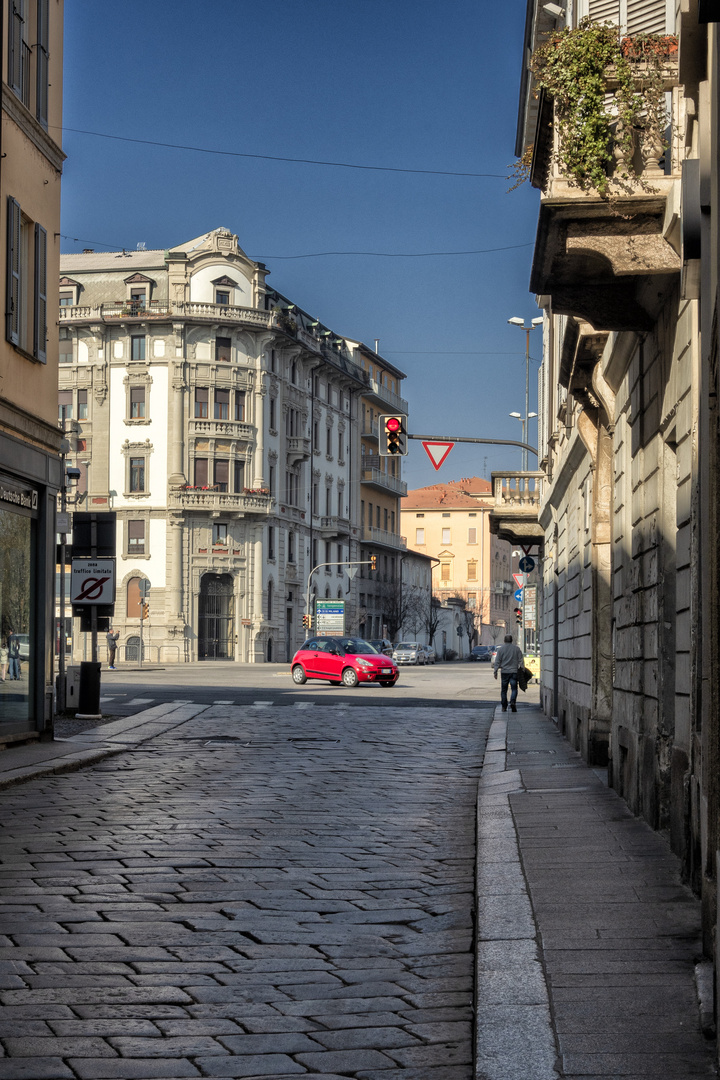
[{"x1": 58, "y1": 228, "x2": 373, "y2": 663}]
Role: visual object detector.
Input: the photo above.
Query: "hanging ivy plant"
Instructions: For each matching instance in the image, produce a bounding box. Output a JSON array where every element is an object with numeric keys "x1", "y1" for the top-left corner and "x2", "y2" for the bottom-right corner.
[{"x1": 526, "y1": 19, "x2": 675, "y2": 196}]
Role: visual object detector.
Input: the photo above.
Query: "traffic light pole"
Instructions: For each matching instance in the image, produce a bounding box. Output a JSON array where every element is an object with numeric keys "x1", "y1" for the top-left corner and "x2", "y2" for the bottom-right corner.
[
  {"x1": 305, "y1": 559, "x2": 375, "y2": 628},
  {"x1": 407, "y1": 433, "x2": 538, "y2": 457}
]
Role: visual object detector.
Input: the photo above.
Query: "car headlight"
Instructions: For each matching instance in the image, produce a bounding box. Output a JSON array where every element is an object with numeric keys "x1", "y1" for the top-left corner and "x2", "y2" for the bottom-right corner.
[{"x1": 356, "y1": 658, "x2": 373, "y2": 670}]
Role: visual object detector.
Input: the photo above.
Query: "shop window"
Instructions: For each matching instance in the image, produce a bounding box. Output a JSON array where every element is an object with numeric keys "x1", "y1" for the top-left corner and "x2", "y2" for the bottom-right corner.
[
  {"x1": 127, "y1": 520, "x2": 145, "y2": 556},
  {"x1": 194, "y1": 388, "x2": 208, "y2": 418},
  {"x1": 127, "y1": 576, "x2": 142, "y2": 618},
  {"x1": 0, "y1": 502, "x2": 32, "y2": 726}
]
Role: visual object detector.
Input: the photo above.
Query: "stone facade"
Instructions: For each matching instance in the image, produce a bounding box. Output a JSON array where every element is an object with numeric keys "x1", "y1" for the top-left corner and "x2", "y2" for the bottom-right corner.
[
  {"x1": 502, "y1": 0, "x2": 720, "y2": 1044},
  {"x1": 58, "y1": 228, "x2": 373, "y2": 663}
]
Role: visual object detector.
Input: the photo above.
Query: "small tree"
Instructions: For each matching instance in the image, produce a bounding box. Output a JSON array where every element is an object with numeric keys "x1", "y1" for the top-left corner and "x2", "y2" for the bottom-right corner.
[{"x1": 425, "y1": 596, "x2": 443, "y2": 652}]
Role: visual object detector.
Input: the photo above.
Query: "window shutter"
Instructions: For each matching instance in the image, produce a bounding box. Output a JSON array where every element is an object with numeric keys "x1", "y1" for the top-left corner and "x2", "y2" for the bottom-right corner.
[
  {"x1": 34, "y1": 222, "x2": 47, "y2": 362},
  {"x1": 8, "y1": 3, "x2": 24, "y2": 98},
  {"x1": 6, "y1": 198, "x2": 20, "y2": 345},
  {"x1": 588, "y1": 0, "x2": 620, "y2": 21},
  {"x1": 626, "y1": 0, "x2": 667, "y2": 33},
  {"x1": 35, "y1": 0, "x2": 49, "y2": 129}
]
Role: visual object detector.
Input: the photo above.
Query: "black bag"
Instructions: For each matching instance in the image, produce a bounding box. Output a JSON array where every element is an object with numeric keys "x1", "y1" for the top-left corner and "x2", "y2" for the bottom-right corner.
[{"x1": 518, "y1": 666, "x2": 532, "y2": 692}]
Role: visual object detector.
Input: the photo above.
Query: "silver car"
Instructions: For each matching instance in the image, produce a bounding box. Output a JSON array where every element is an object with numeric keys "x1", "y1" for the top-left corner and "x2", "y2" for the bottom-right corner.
[
  {"x1": 421, "y1": 645, "x2": 436, "y2": 664},
  {"x1": 392, "y1": 642, "x2": 426, "y2": 665}
]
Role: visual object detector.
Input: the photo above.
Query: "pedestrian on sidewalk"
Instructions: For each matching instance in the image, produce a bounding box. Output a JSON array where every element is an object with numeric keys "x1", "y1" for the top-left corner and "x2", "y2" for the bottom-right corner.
[
  {"x1": 106, "y1": 627, "x2": 119, "y2": 670},
  {"x1": 493, "y1": 633, "x2": 524, "y2": 712},
  {"x1": 0, "y1": 638, "x2": 7, "y2": 682},
  {"x1": 6, "y1": 630, "x2": 20, "y2": 681}
]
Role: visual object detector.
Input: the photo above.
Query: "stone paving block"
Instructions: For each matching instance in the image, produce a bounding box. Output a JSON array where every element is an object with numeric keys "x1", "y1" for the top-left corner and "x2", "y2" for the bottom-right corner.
[
  {"x1": 69, "y1": 1060, "x2": 201, "y2": 1078},
  {"x1": 49, "y1": 1019, "x2": 161, "y2": 1037},
  {"x1": 295, "y1": 1024, "x2": 422, "y2": 1050},
  {"x1": 216, "y1": 1031, "x2": 322, "y2": 1054},
  {"x1": 4, "y1": 1036, "x2": 117, "y2": 1058},
  {"x1": 108, "y1": 1035, "x2": 230, "y2": 1057},
  {"x1": 294, "y1": 1047, "x2": 397, "y2": 1071},
  {"x1": 194, "y1": 1055, "x2": 306, "y2": 1076},
  {"x1": 0, "y1": 1063, "x2": 75, "y2": 1079}
]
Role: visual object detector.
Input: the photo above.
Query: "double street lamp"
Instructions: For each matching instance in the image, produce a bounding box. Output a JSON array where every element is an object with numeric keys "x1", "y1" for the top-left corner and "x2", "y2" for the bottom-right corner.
[
  {"x1": 508, "y1": 316, "x2": 543, "y2": 470},
  {"x1": 509, "y1": 410, "x2": 538, "y2": 468}
]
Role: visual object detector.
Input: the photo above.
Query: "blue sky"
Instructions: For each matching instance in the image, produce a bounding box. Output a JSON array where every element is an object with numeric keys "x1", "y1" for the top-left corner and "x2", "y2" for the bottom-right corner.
[{"x1": 60, "y1": 0, "x2": 541, "y2": 490}]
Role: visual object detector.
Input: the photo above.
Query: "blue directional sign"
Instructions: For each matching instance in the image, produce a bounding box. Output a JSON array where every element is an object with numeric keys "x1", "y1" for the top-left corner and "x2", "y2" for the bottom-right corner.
[
  {"x1": 514, "y1": 589, "x2": 523, "y2": 603},
  {"x1": 518, "y1": 555, "x2": 535, "y2": 573}
]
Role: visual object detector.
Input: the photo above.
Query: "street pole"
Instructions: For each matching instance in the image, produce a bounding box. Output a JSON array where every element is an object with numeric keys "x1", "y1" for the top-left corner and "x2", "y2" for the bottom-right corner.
[{"x1": 524, "y1": 328, "x2": 530, "y2": 472}]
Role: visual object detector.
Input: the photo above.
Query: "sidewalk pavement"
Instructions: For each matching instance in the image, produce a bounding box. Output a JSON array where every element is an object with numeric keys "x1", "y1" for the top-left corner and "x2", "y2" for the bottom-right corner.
[
  {"x1": 476, "y1": 701, "x2": 717, "y2": 1079},
  {"x1": 0, "y1": 702, "x2": 208, "y2": 790}
]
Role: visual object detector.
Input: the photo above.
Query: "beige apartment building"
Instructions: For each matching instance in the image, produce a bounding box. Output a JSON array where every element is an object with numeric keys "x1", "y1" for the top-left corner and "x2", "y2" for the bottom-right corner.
[
  {"x1": 355, "y1": 346, "x2": 408, "y2": 640},
  {"x1": 402, "y1": 478, "x2": 513, "y2": 644},
  {"x1": 0, "y1": 0, "x2": 64, "y2": 739}
]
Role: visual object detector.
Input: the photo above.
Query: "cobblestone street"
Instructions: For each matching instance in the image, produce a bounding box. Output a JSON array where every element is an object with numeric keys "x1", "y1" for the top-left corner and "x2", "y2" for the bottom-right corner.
[{"x1": 0, "y1": 702, "x2": 490, "y2": 1079}]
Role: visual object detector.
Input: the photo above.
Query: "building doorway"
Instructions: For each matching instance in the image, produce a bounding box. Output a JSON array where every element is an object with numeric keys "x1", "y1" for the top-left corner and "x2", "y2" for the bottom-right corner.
[{"x1": 199, "y1": 574, "x2": 234, "y2": 659}]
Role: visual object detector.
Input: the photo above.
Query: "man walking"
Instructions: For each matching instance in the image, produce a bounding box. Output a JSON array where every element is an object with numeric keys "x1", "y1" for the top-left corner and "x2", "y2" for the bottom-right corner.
[
  {"x1": 493, "y1": 633, "x2": 524, "y2": 712},
  {"x1": 6, "y1": 630, "x2": 20, "y2": 681},
  {"x1": 106, "y1": 627, "x2": 119, "y2": 670}
]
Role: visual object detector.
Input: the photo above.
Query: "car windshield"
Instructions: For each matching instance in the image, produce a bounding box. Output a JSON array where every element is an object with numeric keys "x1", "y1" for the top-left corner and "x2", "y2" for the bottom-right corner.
[
  {"x1": 396, "y1": 643, "x2": 418, "y2": 650},
  {"x1": 340, "y1": 638, "x2": 378, "y2": 655}
]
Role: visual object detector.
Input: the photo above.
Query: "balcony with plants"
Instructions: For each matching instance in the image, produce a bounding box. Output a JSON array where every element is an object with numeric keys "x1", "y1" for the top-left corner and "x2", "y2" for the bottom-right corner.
[{"x1": 521, "y1": 20, "x2": 681, "y2": 331}]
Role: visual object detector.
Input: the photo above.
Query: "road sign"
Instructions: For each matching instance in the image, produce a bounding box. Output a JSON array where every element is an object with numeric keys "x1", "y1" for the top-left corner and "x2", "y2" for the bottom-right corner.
[
  {"x1": 422, "y1": 441, "x2": 454, "y2": 471},
  {"x1": 514, "y1": 589, "x2": 523, "y2": 603},
  {"x1": 345, "y1": 566, "x2": 358, "y2": 581},
  {"x1": 513, "y1": 573, "x2": 524, "y2": 589},
  {"x1": 524, "y1": 585, "x2": 537, "y2": 629},
  {"x1": 139, "y1": 580, "x2": 151, "y2": 598},
  {"x1": 315, "y1": 599, "x2": 345, "y2": 636},
  {"x1": 70, "y1": 559, "x2": 116, "y2": 605},
  {"x1": 519, "y1": 555, "x2": 535, "y2": 573}
]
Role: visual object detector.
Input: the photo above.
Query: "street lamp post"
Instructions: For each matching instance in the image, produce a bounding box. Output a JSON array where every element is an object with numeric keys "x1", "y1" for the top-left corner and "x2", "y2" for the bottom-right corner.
[
  {"x1": 509, "y1": 411, "x2": 538, "y2": 468},
  {"x1": 508, "y1": 316, "x2": 543, "y2": 470}
]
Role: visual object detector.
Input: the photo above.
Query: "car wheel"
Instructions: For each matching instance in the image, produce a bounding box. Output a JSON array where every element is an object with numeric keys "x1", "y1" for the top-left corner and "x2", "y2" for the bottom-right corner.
[
  {"x1": 342, "y1": 667, "x2": 359, "y2": 687},
  {"x1": 380, "y1": 680, "x2": 396, "y2": 687},
  {"x1": 292, "y1": 665, "x2": 307, "y2": 684}
]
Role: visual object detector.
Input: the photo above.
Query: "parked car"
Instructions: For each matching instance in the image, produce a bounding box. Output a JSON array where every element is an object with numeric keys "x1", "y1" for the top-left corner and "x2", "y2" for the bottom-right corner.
[
  {"x1": 393, "y1": 642, "x2": 426, "y2": 665},
  {"x1": 15, "y1": 634, "x2": 29, "y2": 660},
  {"x1": 369, "y1": 638, "x2": 394, "y2": 657},
  {"x1": 291, "y1": 636, "x2": 399, "y2": 688},
  {"x1": 490, "y1": 646, "x2": 499, "y2": 666},
  {"x1": 421, "y1": 644, "x2": 436, "y2": 664},
  {"x1": 469, "y1": 645, "x2": 491, "y2": 662}
]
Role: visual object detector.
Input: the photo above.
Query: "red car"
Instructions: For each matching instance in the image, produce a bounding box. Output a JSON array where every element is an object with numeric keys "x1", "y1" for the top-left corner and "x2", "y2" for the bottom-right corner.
[{"x1": 291, "y1": 636, "x2": 399, "y2": 688}]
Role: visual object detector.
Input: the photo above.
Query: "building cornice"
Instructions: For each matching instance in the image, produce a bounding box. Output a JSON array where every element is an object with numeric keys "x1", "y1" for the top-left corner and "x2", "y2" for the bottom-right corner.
[{"x1": 2, "y1": 85, "x2": 66, "y2": 173}]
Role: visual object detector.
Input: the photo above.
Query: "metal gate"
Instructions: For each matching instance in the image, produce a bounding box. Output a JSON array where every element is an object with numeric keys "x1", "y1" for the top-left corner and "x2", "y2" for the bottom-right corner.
[{"x1": 199, "y1": 574, "x2": 234, "y2": 660}]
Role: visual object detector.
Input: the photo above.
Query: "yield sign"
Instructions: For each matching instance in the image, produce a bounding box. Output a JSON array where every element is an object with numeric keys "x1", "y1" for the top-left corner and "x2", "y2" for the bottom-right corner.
[
  {"x1": 513, "y1": 573, "x2": 524, "y2": 589},
  {"x1": 422, "y1": 441, "x2": 454, "y2": 471}
]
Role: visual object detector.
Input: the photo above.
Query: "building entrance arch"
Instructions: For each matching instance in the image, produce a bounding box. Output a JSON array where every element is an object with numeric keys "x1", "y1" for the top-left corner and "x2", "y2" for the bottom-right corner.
[{"x1": 199, "y1": 574, "x2": 235, "y2": 660}]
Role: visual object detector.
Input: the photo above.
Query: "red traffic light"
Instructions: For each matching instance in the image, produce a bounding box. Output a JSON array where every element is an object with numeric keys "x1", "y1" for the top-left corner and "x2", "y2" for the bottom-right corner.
[{"x1": 385, "y1": 417, "x2": 401, "y2": 432}]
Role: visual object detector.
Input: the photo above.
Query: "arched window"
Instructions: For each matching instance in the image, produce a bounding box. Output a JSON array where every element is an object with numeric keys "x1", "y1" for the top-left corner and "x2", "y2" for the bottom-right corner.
[{"x1": 127, "y1": 577, "x2": 142, "y2": 618}]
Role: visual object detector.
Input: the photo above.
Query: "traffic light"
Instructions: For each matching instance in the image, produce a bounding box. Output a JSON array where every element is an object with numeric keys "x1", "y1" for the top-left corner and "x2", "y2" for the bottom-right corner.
[
  {"x1": 142, "y1": 602, "x2": 150, "y2": 621},
  {"x1": 302, "y1": 613, "x2": 312, "y2": 630},
  {"x1": 514, "y1": 607, "x2": 522, "y2": 625},
  {"x1": 379, "y1": 414, "x2": 407, "y2": 456},
  {"x1": 369, "y1": 554, "x2": 377, "y2": 571}
]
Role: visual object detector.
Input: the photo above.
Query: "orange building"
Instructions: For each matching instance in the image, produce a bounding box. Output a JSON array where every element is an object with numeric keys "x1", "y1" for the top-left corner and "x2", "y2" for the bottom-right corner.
[{"x1": 402, "y1": 477, "x2": 514, "y2": 645}]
